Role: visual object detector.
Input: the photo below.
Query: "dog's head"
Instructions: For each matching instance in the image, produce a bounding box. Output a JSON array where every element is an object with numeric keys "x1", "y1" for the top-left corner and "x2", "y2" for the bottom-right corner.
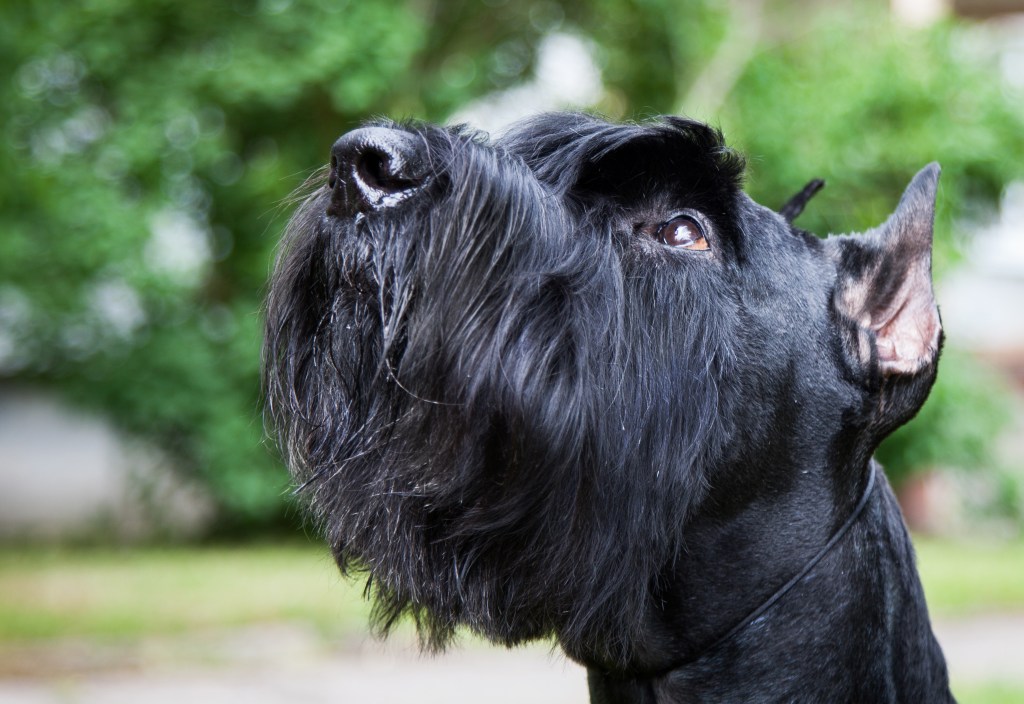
[{"x1": 264, "y1": 113, "x2": 940, "y2": 664}]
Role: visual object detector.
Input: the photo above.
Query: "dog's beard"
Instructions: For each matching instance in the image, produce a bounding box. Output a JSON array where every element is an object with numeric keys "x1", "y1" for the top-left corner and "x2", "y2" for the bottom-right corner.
[{"x1": 264, "y1": 127, "x2": 736, "y2": 666}]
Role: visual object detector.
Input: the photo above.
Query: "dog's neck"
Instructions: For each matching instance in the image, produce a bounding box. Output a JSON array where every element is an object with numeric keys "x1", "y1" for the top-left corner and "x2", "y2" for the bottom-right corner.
[
  {"x1": 662, "y1": 461, "x2": 877, "y2": 658},
  {"x1": 578, "y1": 454, "x2": 950, "y2": 702},
  {"x1": 568, "y1": 448, "x2": 877, "y2": 674}
]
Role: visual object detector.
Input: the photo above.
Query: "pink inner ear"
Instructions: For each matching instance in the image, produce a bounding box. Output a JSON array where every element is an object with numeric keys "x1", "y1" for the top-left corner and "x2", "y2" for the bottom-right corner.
[
  {"x1": 831, "y1": 162, "x2": 942, "y2": 378},
  {"x1": 871, "y1": 268, "x2": 941, "y2": 376}
]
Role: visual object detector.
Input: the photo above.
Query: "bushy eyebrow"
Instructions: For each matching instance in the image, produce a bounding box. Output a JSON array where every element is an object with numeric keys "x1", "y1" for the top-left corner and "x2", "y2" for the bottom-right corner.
[{"x1": 498, "y1": 113, "x2": 746, "y2": 196}]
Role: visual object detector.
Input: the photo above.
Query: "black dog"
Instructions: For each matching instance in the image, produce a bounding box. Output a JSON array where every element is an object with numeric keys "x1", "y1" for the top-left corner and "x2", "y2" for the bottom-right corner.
[{"x1": 265, "y1": 113, "x2": 953, "y2": 702}]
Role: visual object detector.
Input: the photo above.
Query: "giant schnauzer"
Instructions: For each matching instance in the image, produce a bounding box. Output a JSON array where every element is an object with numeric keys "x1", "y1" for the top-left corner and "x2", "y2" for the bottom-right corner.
[{"x1": 265, "y1": 113, "x2": 953, "y2": 702}]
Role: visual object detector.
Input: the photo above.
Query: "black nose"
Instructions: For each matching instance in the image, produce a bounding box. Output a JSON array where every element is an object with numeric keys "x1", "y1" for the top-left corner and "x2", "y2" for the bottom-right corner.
[{"x1": 329, "y1": 127, "x2": 427, "y2": 212}]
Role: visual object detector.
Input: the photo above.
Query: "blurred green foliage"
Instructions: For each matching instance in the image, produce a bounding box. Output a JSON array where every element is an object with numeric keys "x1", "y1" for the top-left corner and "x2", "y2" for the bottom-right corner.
[
  {"x1": 718, "y1": 10, "x2": 1024, "y2": 270},
  {"x1": 0, "y1": 0, "x2": 554, "y2": 528},
  {"x1": 712, "y1": 8, "x2": 1019, "y2": 480},
  {"x1": 0, "y1": 0, "x2": 1018, "y2": 529}
]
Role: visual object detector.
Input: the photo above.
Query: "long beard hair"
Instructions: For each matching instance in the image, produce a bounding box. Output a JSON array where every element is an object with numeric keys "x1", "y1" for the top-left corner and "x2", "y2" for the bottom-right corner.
[{"x1": 264, "y1": 120, "x2": 739, "y2": 666}]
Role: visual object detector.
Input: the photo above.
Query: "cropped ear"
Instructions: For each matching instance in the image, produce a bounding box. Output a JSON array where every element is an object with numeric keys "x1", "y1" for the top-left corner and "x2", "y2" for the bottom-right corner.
[
  {"x1": 779, "y1": 178, "x2": 825, "y2": 222},
  {"x1": 830, "y1": 164, "x2": 942, "y2": 378}
]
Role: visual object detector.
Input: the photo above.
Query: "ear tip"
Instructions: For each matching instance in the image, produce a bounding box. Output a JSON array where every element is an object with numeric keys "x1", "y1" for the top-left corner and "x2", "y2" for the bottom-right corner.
[
  {"x1": 913, "y1": 162, "x2": 941, "y2": 185},
  {"x1": 902, "y1": 162, "x2": 941, "y2": 207}
]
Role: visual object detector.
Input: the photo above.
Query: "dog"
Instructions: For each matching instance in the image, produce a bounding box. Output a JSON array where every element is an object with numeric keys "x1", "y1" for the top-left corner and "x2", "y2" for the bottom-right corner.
[{"x1": 264, "y1": 113, "x2": 954, "y2": 702}]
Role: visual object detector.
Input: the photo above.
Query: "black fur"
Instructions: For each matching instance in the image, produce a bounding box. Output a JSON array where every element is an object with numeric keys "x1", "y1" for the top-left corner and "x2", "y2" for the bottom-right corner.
[{"x1": 265, "y1": 112, "x2": 953, "y2": 702}]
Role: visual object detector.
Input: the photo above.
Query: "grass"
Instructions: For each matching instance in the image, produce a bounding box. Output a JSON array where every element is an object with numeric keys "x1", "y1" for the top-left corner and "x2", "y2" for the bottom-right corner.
[
  {"x1": 2, "y1": 536, "x2": 1021, "y2": 642},
  {"x1": 953, "y1": 682, "x2": 1024, "y2": 704},
  {"x1": 914, "y1": 536, "x2": 1024, "y2": 617},
  {"x1": 0, "y1": 537, "x2": 1022, "y2": 702},
  {"x1": 0, "y1": 542, "x2": 370, "y2": 641},
  {"x1": 915, "y1": 538, "x2": 1024, "y2": 702}
]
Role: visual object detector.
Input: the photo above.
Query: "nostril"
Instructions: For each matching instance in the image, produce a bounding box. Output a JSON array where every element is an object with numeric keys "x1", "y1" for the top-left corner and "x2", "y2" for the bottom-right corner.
[
  {"x1": 357, "y1": 149, "x2": 390, "y2": 189},
  {"x1": 329, "y1": 127, "x2": 427, "y2": 211},
  {"x1": 356, "y1": 148, "x2": 418, "y2": 192}
]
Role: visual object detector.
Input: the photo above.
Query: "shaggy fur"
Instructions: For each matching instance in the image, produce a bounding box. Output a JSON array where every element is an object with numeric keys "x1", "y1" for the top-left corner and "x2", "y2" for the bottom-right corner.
[{"x1": 265, "y1": 112, "x2": 954, "y2": 702}]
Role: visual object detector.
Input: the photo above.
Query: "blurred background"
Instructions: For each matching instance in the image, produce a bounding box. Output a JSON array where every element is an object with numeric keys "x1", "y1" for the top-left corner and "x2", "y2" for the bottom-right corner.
[{"x1": 1, "y1": 0, "x2": 1023, "y2": 701}]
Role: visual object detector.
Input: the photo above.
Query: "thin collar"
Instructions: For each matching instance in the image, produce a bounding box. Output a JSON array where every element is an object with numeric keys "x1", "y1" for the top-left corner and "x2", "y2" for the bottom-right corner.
[{"x1": 687, "y1": 463, "x2": 879, "y2": 662}]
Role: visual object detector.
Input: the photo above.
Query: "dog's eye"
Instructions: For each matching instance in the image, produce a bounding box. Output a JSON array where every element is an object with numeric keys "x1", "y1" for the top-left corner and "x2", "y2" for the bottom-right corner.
[{"x1": 658, "y1": 215, "x2": 709, "y2": 250}]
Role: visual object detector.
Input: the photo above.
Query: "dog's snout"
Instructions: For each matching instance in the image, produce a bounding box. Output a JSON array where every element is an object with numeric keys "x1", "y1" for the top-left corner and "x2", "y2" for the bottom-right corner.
[{"x1": 329, "y1": 127, "x2": 427, "y2": 212}]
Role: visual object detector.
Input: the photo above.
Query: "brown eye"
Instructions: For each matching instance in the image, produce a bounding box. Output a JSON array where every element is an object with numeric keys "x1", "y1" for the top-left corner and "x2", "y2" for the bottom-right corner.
[{"x1": 658, "y1": 215, "x2": 709, "y2": 250}]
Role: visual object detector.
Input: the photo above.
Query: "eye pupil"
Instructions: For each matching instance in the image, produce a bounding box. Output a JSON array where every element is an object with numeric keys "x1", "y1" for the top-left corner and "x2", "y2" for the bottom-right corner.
[
  {"x1": 665, "y1": 220, "x2": 695, "y2": 246},
  {"x1": 658, "y1": 215, "x2": 709, "y2": 250}
]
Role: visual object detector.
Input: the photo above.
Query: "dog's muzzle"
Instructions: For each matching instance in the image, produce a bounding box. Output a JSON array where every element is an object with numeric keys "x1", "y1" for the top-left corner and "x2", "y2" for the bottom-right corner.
[{"x1": 329, "y1": 127, "x2": 427, "y2": 213}]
